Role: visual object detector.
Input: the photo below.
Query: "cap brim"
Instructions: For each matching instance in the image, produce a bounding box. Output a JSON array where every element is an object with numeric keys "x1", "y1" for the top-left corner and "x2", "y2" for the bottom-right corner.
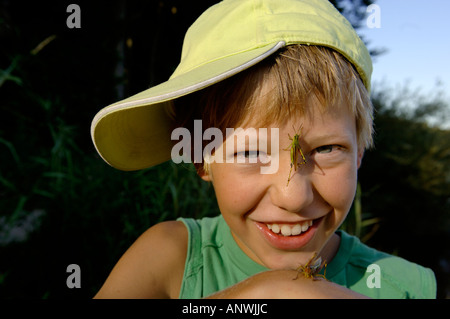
[{"x1": 91, "y1": 41, "x2": 286, "y2": 171}]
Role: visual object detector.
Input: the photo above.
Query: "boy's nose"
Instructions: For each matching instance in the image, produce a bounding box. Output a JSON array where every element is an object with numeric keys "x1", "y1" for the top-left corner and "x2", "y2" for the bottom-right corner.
[{"x1": 269, "y1": 156, "x2": 314, "y2": 214}]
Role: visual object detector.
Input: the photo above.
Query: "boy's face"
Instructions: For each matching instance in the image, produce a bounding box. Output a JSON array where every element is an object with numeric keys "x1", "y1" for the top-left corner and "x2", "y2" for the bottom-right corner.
[{"x1": 201, "y1": 97, "x2": 363, "y2": 270}]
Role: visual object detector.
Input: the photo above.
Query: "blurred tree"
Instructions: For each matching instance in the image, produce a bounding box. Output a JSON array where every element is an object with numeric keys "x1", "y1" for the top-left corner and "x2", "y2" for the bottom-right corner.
[
  {"x1": 330, "y1": 0, "x2": 374, "y2": 27},
  {"x1": 358, "y1": 85, "x2": 450, "y2": 297}
]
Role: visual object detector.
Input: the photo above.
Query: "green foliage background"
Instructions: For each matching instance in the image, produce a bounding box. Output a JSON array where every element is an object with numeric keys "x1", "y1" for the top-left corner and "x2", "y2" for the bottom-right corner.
[{"x1": 0, "y1": 0, "x2": 449, "y2": 298}]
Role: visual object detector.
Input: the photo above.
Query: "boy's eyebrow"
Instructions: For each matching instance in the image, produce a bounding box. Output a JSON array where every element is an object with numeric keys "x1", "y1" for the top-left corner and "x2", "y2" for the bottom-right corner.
[
  {"x1": 304, "y1": 132, "x2": 355, "y2": 144},
  {"x1": 225, "y1": 127, "x2": 276, "y2": 150}
]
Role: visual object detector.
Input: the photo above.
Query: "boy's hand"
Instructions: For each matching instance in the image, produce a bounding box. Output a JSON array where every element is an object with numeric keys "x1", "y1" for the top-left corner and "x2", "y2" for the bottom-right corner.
[{"x1": 207, "y1": 270, "x2": 368, "y2": 299}]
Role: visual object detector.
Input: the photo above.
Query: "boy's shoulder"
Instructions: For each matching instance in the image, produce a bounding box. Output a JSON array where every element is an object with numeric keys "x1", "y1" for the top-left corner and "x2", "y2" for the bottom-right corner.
[
  {"x1": 94, "y1": 220, "x2": 188, "y2": 298},
  {"x1": 331, "y1": 231, "x2": 437, "y2": 299}
]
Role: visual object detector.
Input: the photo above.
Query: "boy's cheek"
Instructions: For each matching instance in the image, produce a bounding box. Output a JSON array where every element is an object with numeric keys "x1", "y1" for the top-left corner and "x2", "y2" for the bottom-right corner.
[
  {"x1": 214, "y1": 178, "x2": 260, "y2": 214},
  {"x1": 317, "y1": 168, "x2": 358, "y2": 208}
]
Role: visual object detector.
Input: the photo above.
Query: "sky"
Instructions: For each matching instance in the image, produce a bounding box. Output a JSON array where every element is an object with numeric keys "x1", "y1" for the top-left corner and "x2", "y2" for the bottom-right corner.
[{"x1": 358, "y1": 0, "x2": 450, "y2": 96}]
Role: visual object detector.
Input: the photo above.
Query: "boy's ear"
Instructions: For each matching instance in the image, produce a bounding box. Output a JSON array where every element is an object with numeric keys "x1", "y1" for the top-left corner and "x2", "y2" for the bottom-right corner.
[
  {"x1": 199, "y1": 171, "x2": 212, "y2": 182},
  {"x1": 357, "y1": 149, "x2": 364, "y2": 169},
  {"x1": 197, "y1": 164, "x2": 212, "y2": 182}
]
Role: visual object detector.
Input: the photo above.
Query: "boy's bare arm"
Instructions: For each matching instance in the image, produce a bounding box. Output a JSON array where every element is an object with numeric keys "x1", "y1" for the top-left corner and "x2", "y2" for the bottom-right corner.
[
  {"x1": 206, "y1": 270, "x2": 369, "y2": 299},
  {"x1": 94, "y1": 221, "x2": 367, "y2": 299},
  {"x1": 94, "y1": 221, "x2": 187, "y2": 299}
]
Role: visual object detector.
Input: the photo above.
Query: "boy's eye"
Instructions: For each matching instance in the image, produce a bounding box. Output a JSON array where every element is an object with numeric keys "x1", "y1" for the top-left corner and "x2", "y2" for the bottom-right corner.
[
  {"x1": 315, "y1": 145, "x2": 335, "y2": 154},
  {"x1": 234, "y1": 150, "x2": 269, "y2": 164},
  {"x1": 235, "y1": 150, "x2": 260, "y2": 158}
]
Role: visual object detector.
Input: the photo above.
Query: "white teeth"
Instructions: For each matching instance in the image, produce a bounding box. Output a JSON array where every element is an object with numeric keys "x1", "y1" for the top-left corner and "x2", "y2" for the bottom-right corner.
[
  {"x1": 291, "y1": 224, "x2": 302, "y2": 236},
  {"x1": 271, "y1": 224, "x2": 280, "y2": 234},
  {"x1": 266, "y1": 220, "x2": 313, "y2": 236},
  {"x1": 301, "y1": 222, "x2": 309, "y2": 232},
  {"x1": 280, "y1": 225, "x2": 292, "y2": 236}
]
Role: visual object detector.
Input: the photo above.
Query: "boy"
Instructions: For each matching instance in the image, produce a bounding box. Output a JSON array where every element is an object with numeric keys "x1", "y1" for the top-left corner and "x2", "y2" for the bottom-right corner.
[{"x1": 91, "y1": 0, "x2": 436, "y2": 298}]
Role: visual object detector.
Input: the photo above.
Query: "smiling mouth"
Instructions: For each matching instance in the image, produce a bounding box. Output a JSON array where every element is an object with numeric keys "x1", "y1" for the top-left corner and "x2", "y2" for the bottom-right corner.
[
  {"x1": 255, "y1": 217, "x2": 323, "y2": 250},
  {"x1": 266, "y1": 220, "x2": 313, "y2": 236}
]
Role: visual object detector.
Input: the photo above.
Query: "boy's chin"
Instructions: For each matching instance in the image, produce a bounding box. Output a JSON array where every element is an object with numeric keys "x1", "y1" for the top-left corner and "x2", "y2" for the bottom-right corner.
[
  {"x1": 256, "y1": 250, "x2": 321, "y2": 271},
  {"x1": 256, "y1": 230, "x2": 341, "y2": 270}
]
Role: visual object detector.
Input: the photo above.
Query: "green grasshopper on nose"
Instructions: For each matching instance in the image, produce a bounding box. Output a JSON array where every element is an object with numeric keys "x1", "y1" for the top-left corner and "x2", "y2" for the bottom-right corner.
[{"x1": 284, "y1": 125, "x2": 307, "y2": 186}]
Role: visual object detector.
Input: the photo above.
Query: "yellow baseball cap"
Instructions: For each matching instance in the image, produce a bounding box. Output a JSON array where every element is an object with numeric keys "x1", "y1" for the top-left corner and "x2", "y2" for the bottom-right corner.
[{"x1": 91, "y1": 0, "x2": 372, "y2": 171}]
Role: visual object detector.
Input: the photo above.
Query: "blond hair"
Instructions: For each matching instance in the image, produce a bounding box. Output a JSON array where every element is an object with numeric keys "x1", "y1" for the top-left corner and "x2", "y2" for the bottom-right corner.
[{"x1": 174, "y1": 44, "x2": 374, "y2": 174}]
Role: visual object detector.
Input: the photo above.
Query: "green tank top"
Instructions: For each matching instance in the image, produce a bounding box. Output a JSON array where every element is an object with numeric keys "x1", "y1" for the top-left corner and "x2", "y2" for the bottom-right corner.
[{"x1": 177, "y1": 215, "x2": 436, "y2": 299}]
